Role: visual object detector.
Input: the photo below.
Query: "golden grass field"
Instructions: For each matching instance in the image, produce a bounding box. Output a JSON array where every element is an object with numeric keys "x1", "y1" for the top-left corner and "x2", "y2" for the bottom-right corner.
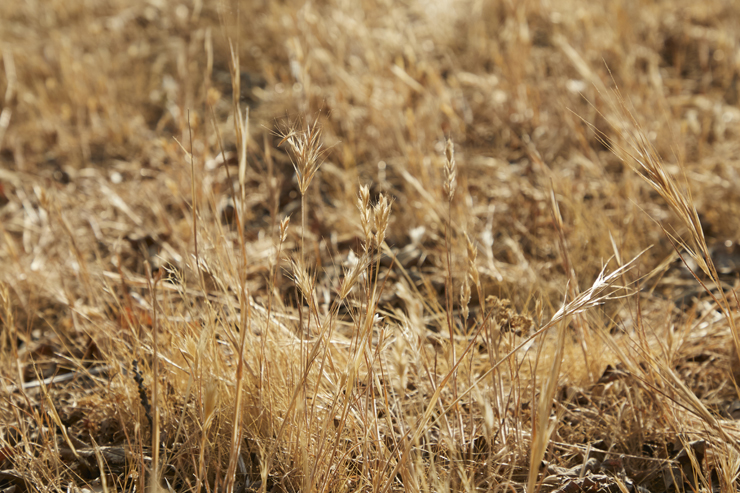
[{"x1": 2, "y1": 0, "x2": 740, "y2": 491}]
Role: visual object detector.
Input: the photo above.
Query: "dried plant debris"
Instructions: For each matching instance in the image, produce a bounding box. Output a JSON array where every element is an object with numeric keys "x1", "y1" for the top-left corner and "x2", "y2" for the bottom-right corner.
[
  {"x1": 3, "y1": 0, "x2": 740, "y2": 492},
  {"x1": 486, "y1": 295, "x2": 534, "y2": 336}
]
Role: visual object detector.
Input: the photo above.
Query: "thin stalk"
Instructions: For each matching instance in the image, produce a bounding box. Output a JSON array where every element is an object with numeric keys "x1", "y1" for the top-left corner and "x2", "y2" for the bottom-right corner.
[
  {"x1": 301, "y1": 192, "x2": 306, "y2": 267},
  {"x1": 145, "y1": 263, "x2": 161, "y2": 493}
]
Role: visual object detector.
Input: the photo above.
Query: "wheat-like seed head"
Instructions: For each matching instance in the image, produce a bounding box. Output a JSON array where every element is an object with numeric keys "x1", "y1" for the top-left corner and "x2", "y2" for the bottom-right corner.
[
  {"x1": 373, "y1": 194, "x2": 392, "y2": 247},
  {"x1": 279, "y1": 215, "x2": 291, "y2": 243},
  {"x1": 460, "y1": 278, "x2": 471, "y2": 321},
  {"x1": 443, "y1": 138, "x2": 457, "y2": 202},
  {"x1": 357, "y1": 185, "x2": 373, "y2": 251}
]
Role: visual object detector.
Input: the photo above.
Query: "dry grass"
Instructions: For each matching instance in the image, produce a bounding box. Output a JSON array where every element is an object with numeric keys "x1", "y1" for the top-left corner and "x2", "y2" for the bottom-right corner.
[{"x1": 2, "y1": 0, "x2": 740, "y2": 492}]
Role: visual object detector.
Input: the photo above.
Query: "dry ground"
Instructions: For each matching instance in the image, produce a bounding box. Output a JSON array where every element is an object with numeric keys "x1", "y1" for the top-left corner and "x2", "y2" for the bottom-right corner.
[{"x1": 2, "y1": 0, "x2": 740, "y2": 492}]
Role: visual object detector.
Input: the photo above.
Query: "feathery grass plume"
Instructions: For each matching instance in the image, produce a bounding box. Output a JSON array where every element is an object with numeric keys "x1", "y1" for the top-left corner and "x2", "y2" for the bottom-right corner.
[
  {"x1": 291, "y1": 258, "x2": 315, "y2": 307},
  {"x1": 278, "y1": 117, "x2": 327, "y2": 263},
  {"x1": 595, "y1": 91, "x2": 708, "y2": 275},
  {"x1": 603, "y1": 88, "x2": 740, "y2": 383},
  {"x1": 278, "y1": 117, "x2": 326, "y2": 196},
  {"x1": 443, "y1": 138, "x2": 457, "y2": 203},
  {"x1": 440, "y1": 254, "x2": 642, "y2": 419}
]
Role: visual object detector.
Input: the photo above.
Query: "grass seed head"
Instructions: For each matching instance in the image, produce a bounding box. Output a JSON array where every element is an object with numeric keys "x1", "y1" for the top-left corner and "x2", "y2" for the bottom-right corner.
[
  {"x1": 279, "y1": 215, "x2": 291, "y2": 243},
  {"x1": 358, "y1": 184, "x2": 373, "y2": 250},
  {"x1": 465, "y1": 233, "x2": 480, "y2": 287},
  {"x1": 279, "y1": 118, "x2": 326, "y2": 196},
  {"x1": 373, "y1": 193, "x2": 392, "y2": 247},
  {"x1": 339, "y1": 252, "x2": 368, "y2": 300},
  {"x1": 460, "y1": 278, "x2": 471, "y2": 321},
  {"x1": 290, "y1": 258, "x2": 314, "y2": 302},
  {"x1": 443, "y1": 138, "x2": 457, "y2": 202}
]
